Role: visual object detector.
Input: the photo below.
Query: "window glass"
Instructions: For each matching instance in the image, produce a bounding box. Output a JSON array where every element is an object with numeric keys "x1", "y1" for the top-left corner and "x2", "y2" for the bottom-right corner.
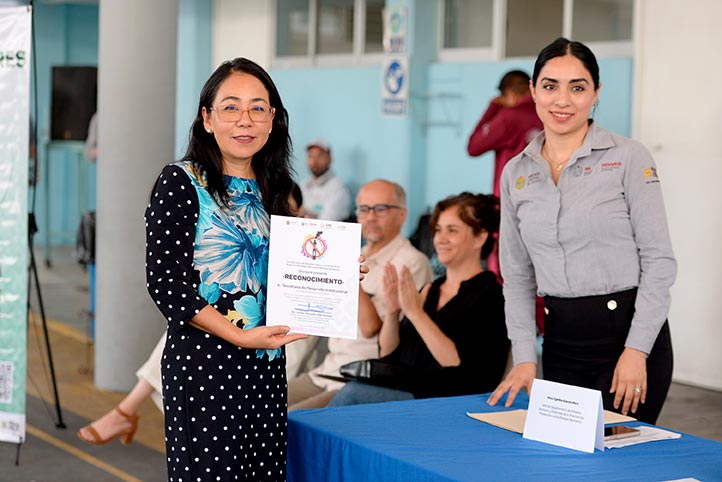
[
  {"x1": 443, "y1": 0, "x2": 494, "y2": 49},
  {"x1": 317, "y1": 0, "x2": 355, "y2": 54},
  {"x1": 506, "y1": 0, "x2": 563, "y2": 57},
  {"x1": 572, "y1": 0, "x2": 633, "y2": 42},
  {"x1": 276, "y1": 0, "x2": 310, "y2": 56},
  {"x1": 365, "y1": 0, "x2": 385, "y2": 53}
]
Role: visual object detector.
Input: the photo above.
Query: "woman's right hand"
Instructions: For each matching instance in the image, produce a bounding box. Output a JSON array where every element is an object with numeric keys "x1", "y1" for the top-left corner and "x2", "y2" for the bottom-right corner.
[
  {"x1": 382, "y1": 263, "x2": 401, "y2": 315},
  {"x1": 487, "y1": 362, "x2": 536, "y2": 407},
  {"x1": 237, "y1": 325, "x2": 307, "y2": 350}
]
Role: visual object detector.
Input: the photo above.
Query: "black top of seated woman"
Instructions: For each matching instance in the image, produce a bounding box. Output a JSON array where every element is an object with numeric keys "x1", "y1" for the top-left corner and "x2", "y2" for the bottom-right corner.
[{"x1": 383, "y1": 271, "x2": 509, "y2": 399}]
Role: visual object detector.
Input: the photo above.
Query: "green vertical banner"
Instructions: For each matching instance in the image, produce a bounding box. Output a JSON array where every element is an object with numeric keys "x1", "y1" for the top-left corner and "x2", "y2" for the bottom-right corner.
[{"x1": 0, "y1": 5, "x2": 31, "y2": 444}]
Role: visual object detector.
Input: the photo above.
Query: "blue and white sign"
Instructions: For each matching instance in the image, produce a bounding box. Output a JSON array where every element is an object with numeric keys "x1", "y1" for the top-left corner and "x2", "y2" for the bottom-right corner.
[
  {"x1": 383, "y1": 7, "x2": 406, "y2": 54},
  {"x1": 381, "y1": 56, "x2": 408, "y2": 118}
]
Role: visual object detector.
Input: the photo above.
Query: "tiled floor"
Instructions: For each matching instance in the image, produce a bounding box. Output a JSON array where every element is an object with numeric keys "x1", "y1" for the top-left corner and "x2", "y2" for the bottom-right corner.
[{"x1": 4, "y1": 246, "x2": 721, "y2": 481}]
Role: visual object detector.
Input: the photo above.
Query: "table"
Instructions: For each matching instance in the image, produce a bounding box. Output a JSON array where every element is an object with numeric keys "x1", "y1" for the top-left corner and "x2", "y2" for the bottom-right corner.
[{"x1": 287, "y1": 393, "x2": 722, "y2": 481}]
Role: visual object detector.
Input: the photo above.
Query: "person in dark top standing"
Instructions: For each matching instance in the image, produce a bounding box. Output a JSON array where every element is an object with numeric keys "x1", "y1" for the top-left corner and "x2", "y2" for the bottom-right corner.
[
  {"x1": 145, "y1": 57, "x2": 307, "y2": 482},
  {"x1": 328, "y1": 193, "x2": 509, "y2": 406}
]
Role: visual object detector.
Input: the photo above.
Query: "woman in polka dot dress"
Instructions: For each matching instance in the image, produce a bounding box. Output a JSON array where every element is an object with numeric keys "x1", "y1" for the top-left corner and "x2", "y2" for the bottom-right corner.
[{"x1": 146, "y1": 58, "x2": 307, "y2": 482}]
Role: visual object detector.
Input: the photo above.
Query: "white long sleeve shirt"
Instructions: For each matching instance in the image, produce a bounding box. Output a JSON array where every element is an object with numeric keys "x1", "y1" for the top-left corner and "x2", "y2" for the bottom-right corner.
[{"x1": 301, "y1": 170, "x2": 351, "y2": 221}]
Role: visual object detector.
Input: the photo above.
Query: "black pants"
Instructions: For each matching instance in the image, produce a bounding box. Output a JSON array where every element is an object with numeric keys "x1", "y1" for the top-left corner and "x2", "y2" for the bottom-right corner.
[{"x1": 542, "y1": 288, "x2": 673, "y2": 424}]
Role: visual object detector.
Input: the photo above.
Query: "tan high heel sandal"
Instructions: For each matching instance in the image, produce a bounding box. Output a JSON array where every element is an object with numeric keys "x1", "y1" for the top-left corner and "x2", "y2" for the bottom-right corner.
[{"x1": 77, "y1": 406, "x2": 140, "y2": 445}]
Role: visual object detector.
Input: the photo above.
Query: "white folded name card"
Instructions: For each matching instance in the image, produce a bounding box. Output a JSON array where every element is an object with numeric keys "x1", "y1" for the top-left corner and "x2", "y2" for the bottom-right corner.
[{"x1": 523, "y1": 379, "x2": 604, "y2": 453}]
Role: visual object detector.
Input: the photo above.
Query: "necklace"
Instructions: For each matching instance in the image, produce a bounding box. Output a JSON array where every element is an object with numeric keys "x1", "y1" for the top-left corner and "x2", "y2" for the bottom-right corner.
[{"x1": 542, "y1": 145, "x2": 567, "y2": 171}]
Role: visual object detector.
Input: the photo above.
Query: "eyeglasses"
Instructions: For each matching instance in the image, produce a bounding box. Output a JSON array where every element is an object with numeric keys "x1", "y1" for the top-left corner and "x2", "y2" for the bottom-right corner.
[
  {"x1": 355, "y1": 204, "x2": 402, "y2": 217},
  {"x1": 210, "y1": 103, "x2": 276, "y2": 123}
]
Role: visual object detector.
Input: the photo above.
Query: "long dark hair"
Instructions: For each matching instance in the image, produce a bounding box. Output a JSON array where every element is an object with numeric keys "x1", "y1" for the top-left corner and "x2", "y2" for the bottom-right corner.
[
  {"x1": 182, "y1": 57, "x2": 294, "y2": 216},
  {"x1": 429, "y1": 192, "x2": 500, "y2": 260},
  {"x1": 531, "y1": 37, "x2": 600, "y2": 90}
]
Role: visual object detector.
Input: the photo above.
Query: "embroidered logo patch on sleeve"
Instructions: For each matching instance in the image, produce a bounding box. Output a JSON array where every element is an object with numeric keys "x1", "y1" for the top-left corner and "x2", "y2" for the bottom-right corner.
[{"x1": 644, "y1": 166, "x2": 659, "y2": 184}]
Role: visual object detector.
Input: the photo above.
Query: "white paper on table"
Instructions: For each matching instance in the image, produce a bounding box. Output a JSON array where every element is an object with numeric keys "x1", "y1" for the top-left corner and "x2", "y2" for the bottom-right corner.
[
  {"x1": 266, "y1": 215, "x2": 361, "y2": 339},
  {"x1": 523, "y1": 379, "x2": 605, "y2": 453},
  {"x1": 604, "y1": 426, "x2": 681, "y2": 449}
]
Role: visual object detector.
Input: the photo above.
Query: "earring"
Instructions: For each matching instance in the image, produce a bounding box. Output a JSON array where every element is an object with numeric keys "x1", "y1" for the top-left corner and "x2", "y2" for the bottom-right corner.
[
  {"x1": 207, "y1": 129, "x2": 212, "y2": 134},
  {"x1": 268, "y1": 130, "x2": 272, "y2": 134}
]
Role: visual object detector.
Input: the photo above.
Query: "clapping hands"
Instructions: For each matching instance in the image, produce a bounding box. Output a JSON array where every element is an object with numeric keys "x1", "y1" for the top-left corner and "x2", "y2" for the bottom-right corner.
[{"x1": 382, "y1": 264, "x2": 423, "y2": 321}]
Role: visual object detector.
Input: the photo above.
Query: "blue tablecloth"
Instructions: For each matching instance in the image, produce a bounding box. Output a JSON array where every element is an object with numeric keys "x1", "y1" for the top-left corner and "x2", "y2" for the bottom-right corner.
[{"x1": 288, "y1": 393, "x2": 722, "y2": 482}]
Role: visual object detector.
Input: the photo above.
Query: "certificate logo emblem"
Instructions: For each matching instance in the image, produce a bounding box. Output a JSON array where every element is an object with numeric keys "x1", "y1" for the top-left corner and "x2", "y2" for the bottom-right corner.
[
  {"x1": 515, "y1": 176, "x2": 526, "y2": 190},
  {"x1": 302, "y1": 231, "x2": 327, "y2": 260}
]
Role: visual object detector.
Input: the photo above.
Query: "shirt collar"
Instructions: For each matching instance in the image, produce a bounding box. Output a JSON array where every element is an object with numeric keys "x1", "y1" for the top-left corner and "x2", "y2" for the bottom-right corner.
[
  {"x1": 523, "y1": 121, "x2": 616, "y2": 167},
  {"x1": 361, "y1": 233, "x2": 406, "y2": 264},
  {"x1": 310, "y1": 169, "x2": 335, "y2": 186}
]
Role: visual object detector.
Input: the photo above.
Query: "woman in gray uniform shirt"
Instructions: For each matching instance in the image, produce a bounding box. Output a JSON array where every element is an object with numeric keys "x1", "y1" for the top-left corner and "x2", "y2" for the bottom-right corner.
[{"x1": 488, "y1": 38, "x2": 675, "y2": 424}]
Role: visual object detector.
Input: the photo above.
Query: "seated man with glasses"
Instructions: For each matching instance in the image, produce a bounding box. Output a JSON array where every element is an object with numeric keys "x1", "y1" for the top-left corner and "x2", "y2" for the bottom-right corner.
[{"x1": 288, "y1": 179, "x2": 433, "y2": 409}]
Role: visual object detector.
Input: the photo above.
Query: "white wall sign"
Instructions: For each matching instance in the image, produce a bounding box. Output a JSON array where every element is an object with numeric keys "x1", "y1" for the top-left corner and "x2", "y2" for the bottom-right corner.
[
  {"x1": 383, "y1": 7, "x2": 406, "y2": 54},
  {"x1": 381, "y1": 56, "x2": 408, "y2": 118}
]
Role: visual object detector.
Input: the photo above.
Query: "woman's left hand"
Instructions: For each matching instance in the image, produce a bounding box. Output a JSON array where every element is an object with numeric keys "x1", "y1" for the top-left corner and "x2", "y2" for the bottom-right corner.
[
  {"x1": 610, "y1": 347, "x2": 647, "y2": 415},
  {"x1": 397, "y1": 266, "x2": 423, "y2": 320}
]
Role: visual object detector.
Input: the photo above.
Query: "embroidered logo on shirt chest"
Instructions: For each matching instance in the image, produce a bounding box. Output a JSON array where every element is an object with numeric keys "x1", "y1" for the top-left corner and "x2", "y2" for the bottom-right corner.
[
  {"x1": 573, "y1": 165, "x2": 594, "y2": 177},
  {"x1": 516, "y1": 171, "x2": 542, "y2": 189},
  {"x1": 527, "y1": 171, "x2": 542, "y2": 186},
  {"x1": 601, "y1": 161, "x2": 622, "y2": 172}
]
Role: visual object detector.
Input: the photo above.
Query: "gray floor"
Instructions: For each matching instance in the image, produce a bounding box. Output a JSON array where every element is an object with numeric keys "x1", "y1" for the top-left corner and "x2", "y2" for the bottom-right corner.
[
  {"x1": 3, "y1": 246, "x2": 721, "y2": 482},
  {"x1": 1, "y1": 395, "x2": 165, "y2": 482}
]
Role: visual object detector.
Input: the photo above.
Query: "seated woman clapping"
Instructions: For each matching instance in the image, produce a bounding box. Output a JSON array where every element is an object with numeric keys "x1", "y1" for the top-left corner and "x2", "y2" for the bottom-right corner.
[{"x1": 328, "y1": 193, "x2": 509, "y2": 406}]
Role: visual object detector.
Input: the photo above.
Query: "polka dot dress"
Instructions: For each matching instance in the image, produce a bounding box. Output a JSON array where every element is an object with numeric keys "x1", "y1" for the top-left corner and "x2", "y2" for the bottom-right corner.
[{"x1": 146, "y1": 162, "x2": 287, "y2": 482}]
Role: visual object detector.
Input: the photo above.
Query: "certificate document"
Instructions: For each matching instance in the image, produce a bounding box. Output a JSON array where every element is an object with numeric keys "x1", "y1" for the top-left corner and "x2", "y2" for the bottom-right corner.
[{"x1": 266, "y1": 215, "x2": 361, "y2": 339}]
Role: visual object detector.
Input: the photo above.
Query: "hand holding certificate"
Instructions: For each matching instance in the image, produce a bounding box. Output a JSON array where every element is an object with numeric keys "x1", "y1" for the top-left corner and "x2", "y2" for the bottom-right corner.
[{"x1": 266, "y1": 215, "x2": 361, "y2": 339}]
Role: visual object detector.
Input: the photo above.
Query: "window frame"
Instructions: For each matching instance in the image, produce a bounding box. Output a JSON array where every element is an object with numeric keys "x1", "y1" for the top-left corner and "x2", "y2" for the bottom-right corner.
[
  {"x1": 437, "y1": 0, "x2": 635, "y2": 62},
  {"x1": 272, "y1": 0, "x2": 386, "y2": 68}
]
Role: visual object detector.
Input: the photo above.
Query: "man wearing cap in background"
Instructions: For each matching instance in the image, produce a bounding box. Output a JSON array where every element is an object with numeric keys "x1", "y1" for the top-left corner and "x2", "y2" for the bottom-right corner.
[{"x1": 301, "y1": 137, "x2": 351, "y2": 221}]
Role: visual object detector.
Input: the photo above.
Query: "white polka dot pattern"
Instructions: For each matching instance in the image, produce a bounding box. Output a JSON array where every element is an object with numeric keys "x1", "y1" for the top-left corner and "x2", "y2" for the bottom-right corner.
[{"x1": 146, "y1": 163, "x2": 288, "y2": 481}]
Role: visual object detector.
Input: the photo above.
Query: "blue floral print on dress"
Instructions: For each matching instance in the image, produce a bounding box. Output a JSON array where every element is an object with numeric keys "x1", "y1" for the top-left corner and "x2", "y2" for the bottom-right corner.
[
  {"x1": 194, "y1": 211, "x2": 268, "y2": 294},
  {"x1": 175, "y1": 160, "x2": 278, "y2": 361},
  {"x1": 233, "y1": 291, "x2": 281, "y2": 360}
]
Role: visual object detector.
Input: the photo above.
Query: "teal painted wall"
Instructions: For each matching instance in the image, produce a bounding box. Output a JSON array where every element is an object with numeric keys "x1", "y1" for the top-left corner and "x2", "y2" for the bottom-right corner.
[
  {"x1": 31, "y1": 0, "x2": 212, "y2": 249},
  {"x1": 176, "y1": 0, "x2": 213, "y2": 158},
  {"x1": 271, "y1": 66, "x2": 387, "y2": 197},
  {"x1": 31, "y1": 4, "x2": 99, "y2": 253}
]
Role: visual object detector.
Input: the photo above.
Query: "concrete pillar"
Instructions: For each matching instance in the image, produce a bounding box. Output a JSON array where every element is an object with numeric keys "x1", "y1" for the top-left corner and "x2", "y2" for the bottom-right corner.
[
  {"x1": 382, "y1": 0, "x2": 436, "y2": 227},
  {"x1": 95, "y1": 0, "x2": 178, "y2": 390}
]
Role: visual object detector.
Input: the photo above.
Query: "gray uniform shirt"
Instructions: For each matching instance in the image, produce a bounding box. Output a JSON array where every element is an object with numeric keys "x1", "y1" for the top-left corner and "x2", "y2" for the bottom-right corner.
[{"x1": 500, "y1": 122, "x2": 676, "y2": 365}]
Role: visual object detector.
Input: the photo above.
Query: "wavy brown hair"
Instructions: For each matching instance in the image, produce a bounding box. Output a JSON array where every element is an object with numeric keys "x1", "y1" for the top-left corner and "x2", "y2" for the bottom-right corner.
[{"x1": 429, "y1": 192, "x2": 500, "y2": 260}]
